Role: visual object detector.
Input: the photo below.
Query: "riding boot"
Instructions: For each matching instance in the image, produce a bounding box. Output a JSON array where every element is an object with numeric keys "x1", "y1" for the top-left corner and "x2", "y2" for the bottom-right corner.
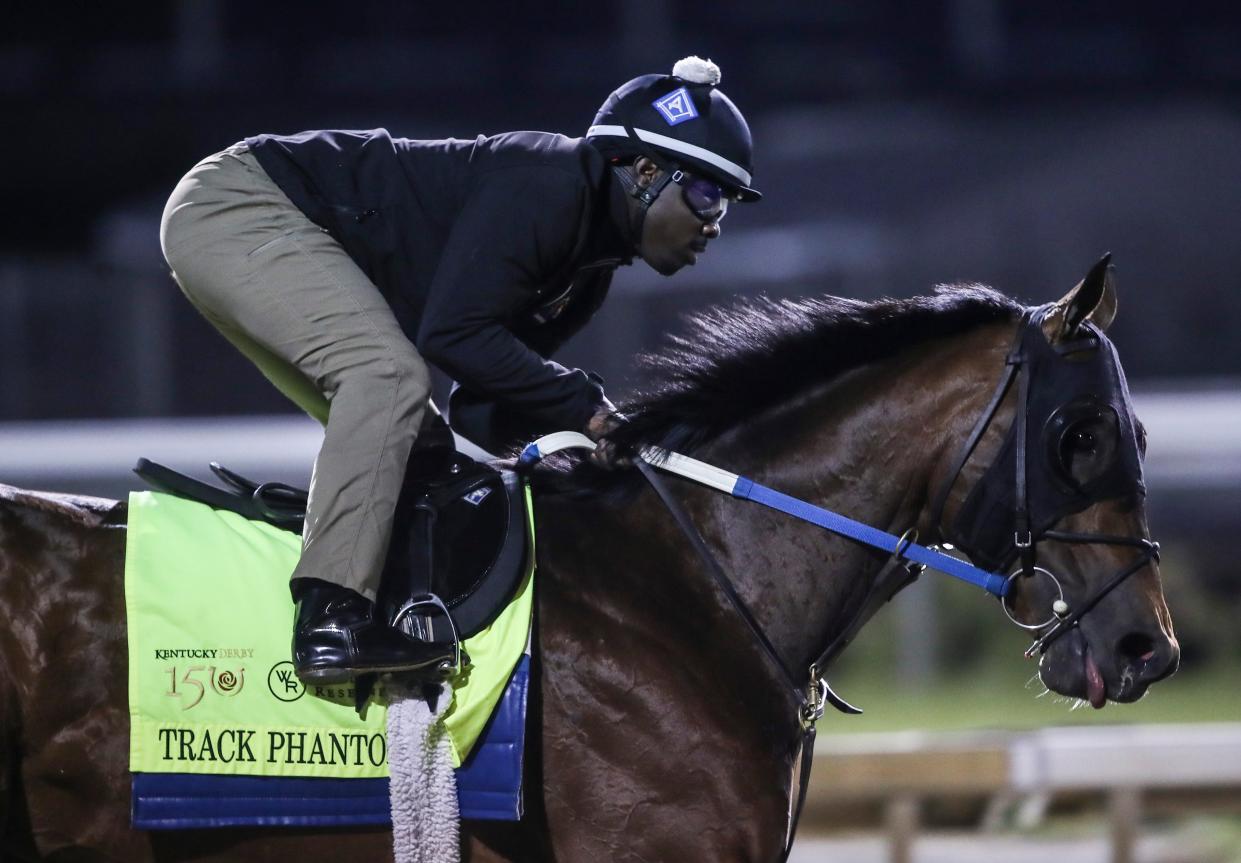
[{"x1": 291, "y1": 578, "x2": 454, "y2": 685}]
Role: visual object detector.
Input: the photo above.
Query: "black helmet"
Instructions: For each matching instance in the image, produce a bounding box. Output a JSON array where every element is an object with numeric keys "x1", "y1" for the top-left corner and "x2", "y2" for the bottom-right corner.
[{"x1": 586, "y1": 56, "x2": 760, "y2": 202}]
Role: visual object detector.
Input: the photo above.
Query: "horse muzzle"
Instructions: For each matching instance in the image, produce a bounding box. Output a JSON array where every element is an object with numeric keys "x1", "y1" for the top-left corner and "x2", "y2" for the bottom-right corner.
[{"x1": 1036, "y1": 608, "x2": 1180, "y2": 708}]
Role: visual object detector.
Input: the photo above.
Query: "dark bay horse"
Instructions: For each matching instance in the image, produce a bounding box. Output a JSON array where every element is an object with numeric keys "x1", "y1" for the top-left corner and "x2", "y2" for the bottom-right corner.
[{"x1": 0, "y1": 262, "x2": 1178, "y2": 861}]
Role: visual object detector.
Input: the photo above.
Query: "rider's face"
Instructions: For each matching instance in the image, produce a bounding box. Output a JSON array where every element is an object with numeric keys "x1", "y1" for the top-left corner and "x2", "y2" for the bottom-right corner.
[{"x1": 634, "y1": 162, "x2": 724, "y2": 277}]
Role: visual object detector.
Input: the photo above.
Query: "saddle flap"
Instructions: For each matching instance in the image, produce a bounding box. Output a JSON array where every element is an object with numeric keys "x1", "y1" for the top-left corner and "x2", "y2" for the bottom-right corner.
[{"x1": 378, "y1": 447, "x2": 528, "y2": 640}]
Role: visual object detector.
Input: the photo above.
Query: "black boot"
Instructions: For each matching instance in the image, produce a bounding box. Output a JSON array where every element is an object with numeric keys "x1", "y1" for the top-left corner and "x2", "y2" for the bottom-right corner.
[{"x1": 291, "y1": 578, "x2": 454, "y2": 685}]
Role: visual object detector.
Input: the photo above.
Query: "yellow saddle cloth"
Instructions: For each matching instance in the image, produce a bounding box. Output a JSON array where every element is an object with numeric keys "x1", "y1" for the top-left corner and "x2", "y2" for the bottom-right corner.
[{"x1": 124, "y1": 490, "x2": 533, "y2": 779}]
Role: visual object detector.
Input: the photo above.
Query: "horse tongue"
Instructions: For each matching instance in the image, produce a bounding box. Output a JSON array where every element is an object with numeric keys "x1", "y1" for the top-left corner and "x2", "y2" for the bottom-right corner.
[{"x1": 1085, "y1": 646, "x2": 1107, "y2": 709}]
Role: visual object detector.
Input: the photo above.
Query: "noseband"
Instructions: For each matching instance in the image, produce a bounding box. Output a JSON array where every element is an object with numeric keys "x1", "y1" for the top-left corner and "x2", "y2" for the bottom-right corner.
[{"x1": 930, "y1": 307, "x2": 1159, "y2": 656}]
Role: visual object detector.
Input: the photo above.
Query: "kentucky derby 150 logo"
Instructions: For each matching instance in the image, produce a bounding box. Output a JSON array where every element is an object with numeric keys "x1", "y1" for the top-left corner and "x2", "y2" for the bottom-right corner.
[
  {"x1": 267, "y1": 661, "x2": 305, "y2": 703},
  {"x1": 164, "y1": 666, "x2": 245, "y2": 711}
]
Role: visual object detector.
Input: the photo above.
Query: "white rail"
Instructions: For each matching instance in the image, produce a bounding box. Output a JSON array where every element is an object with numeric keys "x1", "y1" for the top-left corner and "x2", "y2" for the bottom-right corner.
[
  {"x1": 809, "y1": 723, "x2": 1241, "y2": 863},
  {"x1": 0, "y1": 388, "x2": 1237, "y2": 493}
]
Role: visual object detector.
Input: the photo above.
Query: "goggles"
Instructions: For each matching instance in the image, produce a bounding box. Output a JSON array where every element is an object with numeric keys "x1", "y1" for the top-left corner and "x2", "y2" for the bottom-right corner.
[{"x1": 670, "y1": 169, "x2": 730, "y2": 223}]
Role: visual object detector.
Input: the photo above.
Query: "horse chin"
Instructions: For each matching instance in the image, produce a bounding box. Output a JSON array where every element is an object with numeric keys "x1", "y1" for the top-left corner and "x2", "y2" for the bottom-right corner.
[{"x1": 1036, "y1": 628, "x2": 1110, "y2": 709}]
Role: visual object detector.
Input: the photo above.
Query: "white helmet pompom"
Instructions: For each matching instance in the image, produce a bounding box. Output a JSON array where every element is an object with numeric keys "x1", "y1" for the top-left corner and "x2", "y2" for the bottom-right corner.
[{"x1": 672, "y1": 56, "x2": 721, "y2": 86}]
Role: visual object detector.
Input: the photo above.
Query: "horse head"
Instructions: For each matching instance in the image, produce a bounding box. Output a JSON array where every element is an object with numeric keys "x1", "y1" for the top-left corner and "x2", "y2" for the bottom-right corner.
[
  {"x1": 552, "y1": 260, "x2": 1177, "y2": 720},
  {"x1": 934, "y1": 255, "x2": 1179, "y2": 708}
]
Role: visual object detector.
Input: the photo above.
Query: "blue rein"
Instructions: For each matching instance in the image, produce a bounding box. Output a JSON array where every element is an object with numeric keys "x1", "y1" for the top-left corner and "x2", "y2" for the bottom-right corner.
[
  {"x1": 520, "y1": 433, "x2": 1010, "y2": 598},
  {"x1": 730, "y1": 477, "x2": 1009, "y2": 596}
]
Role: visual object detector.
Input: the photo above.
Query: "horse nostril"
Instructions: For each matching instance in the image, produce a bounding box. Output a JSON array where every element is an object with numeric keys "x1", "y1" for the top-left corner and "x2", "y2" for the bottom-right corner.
[{"x1": 1117, "y1": 632, "x2": 1156, "y2": 666}]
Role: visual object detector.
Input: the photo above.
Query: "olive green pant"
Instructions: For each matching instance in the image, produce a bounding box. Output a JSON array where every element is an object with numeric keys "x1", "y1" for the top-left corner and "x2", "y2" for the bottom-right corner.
[{"x1": 159, "y1": 143, "x2": 431, "y2": 601}]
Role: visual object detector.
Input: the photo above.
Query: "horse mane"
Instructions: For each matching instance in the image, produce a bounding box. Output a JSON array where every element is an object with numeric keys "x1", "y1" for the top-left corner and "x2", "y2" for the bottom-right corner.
[{"x1": 532, "y1": 283, "x2": 1023, "y2": 493}]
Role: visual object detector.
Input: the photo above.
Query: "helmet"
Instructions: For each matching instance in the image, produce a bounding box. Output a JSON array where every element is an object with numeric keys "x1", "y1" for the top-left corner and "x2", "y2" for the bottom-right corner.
[{"x1": 586, "y1": 56, "x2": 761, "y2": 202}]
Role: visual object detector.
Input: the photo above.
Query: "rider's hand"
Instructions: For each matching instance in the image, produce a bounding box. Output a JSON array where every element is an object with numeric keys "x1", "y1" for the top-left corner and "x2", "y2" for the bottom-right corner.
[
  {"x1": 584, "y1": 403, "x2": 621, "y2": 440},
  {"x1": 585, "y1": 406, "x2": 632, "y2": 470}
]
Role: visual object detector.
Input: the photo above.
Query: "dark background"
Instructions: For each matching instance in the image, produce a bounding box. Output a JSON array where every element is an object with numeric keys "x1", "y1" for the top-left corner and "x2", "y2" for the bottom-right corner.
[{"x1": 3, "y1": 1, "x2": 1240, "y2": 421}]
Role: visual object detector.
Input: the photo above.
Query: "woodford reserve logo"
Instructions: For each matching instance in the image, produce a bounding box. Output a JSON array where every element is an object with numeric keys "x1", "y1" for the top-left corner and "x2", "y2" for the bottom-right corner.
[{"x1": 267, "y1": 660, "x2": 305, "y2": 702}]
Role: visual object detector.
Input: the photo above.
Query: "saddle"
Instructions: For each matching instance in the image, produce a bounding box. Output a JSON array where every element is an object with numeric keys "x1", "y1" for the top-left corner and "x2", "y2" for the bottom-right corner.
[{"x1": 133, "y1": 446, "x2": 529, "y2": 643}]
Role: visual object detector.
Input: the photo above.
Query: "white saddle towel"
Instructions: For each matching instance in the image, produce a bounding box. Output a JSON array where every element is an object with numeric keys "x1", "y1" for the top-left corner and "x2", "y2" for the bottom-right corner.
[{"x1": 387, "y1": 681, "x2": 459, "y2": 863}]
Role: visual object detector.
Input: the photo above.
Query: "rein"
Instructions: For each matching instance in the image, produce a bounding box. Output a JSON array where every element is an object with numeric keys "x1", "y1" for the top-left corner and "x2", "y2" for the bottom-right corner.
[
  {"x1": 521, "y1": 435, "x2": 1010, "y2": 598},
  {"x1": 518, "y1": 431, "x2": 1015, "y2": 718}
]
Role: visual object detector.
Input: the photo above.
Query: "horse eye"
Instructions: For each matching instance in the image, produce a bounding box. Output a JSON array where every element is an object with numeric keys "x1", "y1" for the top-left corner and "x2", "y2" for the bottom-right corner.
[{"x1": 1058, "y1": 425, "x2": 1098, "y2": 471}]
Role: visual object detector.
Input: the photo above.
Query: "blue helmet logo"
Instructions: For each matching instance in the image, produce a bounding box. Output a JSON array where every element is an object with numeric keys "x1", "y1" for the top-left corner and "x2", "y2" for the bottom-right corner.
[{"x1": 652, "y1": 87, "x2": 698, "y2": 126}]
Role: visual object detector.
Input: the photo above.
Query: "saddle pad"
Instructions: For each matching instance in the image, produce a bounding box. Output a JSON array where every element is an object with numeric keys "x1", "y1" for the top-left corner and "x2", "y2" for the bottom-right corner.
[
  {"x1": 132, "y1": 655, "x2": 529, "y2": 827},
  {"x1": 125, "y1": 490, "x2": 534, "y2": 822}
]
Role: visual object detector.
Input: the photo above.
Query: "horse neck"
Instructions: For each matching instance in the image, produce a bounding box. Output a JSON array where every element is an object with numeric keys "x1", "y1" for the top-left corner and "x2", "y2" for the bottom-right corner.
[{"x1": 680, "y1": 324, "x2": 1012, "y2": 673}]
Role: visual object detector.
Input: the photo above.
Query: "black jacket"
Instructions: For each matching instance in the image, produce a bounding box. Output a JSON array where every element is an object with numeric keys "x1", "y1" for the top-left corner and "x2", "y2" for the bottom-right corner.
[{"x1": 244, "y1": 128, "x2": 636, "y2": 436}]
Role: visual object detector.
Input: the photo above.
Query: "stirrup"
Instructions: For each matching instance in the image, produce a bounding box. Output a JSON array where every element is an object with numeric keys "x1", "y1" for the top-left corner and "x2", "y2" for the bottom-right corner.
[{"x1": 392, "y1": 593, "x2": 465, "y2": 678}]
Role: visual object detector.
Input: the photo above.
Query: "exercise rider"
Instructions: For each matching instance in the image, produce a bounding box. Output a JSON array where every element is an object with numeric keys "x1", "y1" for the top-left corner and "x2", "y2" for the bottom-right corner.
[{"x1": 158, "y1": 56, "x2": 761, "y2": 685}]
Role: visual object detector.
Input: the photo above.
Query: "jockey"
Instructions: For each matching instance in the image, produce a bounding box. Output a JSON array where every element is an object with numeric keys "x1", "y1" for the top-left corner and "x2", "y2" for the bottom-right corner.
[{"x1": 158, "y1": 56, "x2": 760, "y2": 686}]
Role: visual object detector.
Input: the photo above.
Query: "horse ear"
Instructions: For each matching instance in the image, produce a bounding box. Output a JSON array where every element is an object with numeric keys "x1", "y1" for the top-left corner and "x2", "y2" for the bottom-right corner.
[{"x1": 1048, "y1": 253, "x2": 1117, "y2": 340}]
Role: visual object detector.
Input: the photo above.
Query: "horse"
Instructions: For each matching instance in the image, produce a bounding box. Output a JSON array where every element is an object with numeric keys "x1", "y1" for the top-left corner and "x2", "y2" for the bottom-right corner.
[{"x1": 0, "y1": 259, "x2": 1179, "y2": 862}]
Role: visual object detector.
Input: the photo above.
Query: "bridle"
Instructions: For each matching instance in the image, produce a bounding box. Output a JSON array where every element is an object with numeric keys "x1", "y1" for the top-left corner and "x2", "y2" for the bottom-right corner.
[{"x1": 928, "y1": 306, "x2": 1159, "y2": 656}]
